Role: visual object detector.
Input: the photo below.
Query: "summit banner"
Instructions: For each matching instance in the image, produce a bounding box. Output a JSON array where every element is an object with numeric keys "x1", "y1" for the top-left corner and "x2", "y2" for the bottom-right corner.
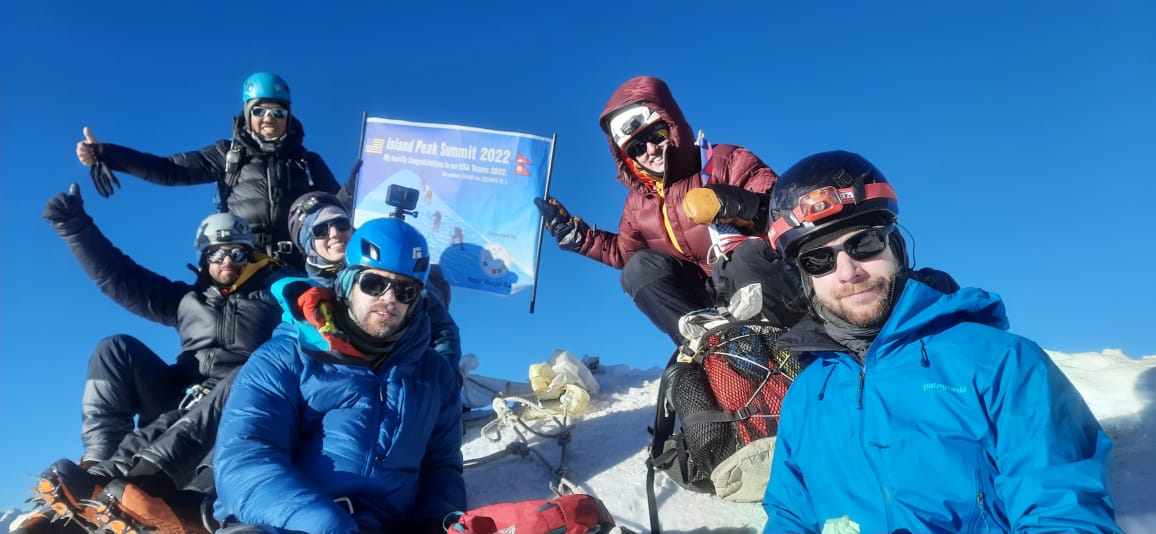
[{"x1": 354, "y1": 117, "x2": 554, "y2": 296}]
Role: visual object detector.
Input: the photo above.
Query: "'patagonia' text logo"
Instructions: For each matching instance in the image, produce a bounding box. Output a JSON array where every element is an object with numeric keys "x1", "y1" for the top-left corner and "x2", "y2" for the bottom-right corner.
[{"x1": 923, "y1": 382, "x2": 967, "y2": 394}]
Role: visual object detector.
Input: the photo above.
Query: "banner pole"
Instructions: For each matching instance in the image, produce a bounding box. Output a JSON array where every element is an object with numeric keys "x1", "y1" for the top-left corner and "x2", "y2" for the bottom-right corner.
[
  {"x1": 529, "y1": 133, "x2": 558, "y2": 314},
  {"x1": 351, "y1": 112, "x2": 369, "y2": 214}
]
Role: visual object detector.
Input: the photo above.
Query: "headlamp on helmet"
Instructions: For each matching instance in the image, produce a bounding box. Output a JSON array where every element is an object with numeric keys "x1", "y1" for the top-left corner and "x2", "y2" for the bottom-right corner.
[
  {"x1": 605, "y1": 104, "x2": 663, "y2": 149},
  {"x1": 768, "y1": 182, "x2": 897, "y2": 251}
]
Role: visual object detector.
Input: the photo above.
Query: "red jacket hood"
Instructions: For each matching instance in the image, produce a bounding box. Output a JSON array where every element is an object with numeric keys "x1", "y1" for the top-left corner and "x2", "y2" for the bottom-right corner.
[{"x1": 599, "y1": 76, "x2": 701, "y2": 193}]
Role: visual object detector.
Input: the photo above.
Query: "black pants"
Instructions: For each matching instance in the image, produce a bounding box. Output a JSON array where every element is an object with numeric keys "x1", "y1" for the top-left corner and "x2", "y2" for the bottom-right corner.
[
  {"x1": 80, "y1": 335, "x2": 201, "y2": 462},
  {"x1": 620, "y1": 250, "x2": 716, "y2": 345},
  {"x1": 90, "y1": 366, "x2": 241, "y2": 493}
]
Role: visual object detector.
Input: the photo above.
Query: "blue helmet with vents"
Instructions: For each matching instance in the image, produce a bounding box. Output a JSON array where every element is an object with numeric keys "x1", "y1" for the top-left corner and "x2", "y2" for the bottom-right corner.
[
  {"x1": 241, "y1": 72, "x2": 291, "y2": 105},
  {"x1": 344, "y1": 217, "x2": 430, "y2": 285}
]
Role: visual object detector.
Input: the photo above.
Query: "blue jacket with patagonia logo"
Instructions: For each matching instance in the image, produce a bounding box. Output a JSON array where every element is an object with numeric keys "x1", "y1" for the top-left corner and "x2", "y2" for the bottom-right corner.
[{"x1": 763, "y1": 272, "x2": 1120, "y2": 533}]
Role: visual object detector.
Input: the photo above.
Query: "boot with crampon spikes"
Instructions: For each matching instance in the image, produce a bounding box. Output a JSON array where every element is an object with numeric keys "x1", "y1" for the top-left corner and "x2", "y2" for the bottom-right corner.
[
  {"x1": 85, "y1": 479, "x2": 208, "y2": 534},
  {"x1": 18, "y1": 459, "x2": 111, "y2": 532}
]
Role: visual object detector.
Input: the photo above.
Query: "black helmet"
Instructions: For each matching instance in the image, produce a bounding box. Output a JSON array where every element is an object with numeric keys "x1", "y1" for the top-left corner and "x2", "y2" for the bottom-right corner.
[
  {"x1": 288, "y1": 192, "x2": 346, "y2": 251},
  {"x1": 768, "y1": 150, "x2": 899, "y2": 259}
]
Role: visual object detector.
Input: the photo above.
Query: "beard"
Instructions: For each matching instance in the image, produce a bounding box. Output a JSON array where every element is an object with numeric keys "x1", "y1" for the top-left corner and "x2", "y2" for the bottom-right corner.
[
  {"x1": 816, "y1": 273, "x2": 894, "y2": 328},
  {"x1": 352, "y1": 301, "x2": 406, "y2": 339}
]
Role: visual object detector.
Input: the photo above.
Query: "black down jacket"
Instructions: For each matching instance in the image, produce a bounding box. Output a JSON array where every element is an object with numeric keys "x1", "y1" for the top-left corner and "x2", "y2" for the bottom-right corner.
[
  {"x1": 48, "y1": 208, "x2": 290, "y2": 382},
  {"x1": 98, "y1": 115, "x2": 339, "y2": 267}
]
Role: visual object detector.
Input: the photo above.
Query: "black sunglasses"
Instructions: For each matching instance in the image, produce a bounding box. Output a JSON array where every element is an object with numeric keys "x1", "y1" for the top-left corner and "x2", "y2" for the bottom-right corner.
[
  {"x1": 356, "y1": 271, "x2": 422, "y2": 304},
  {"x1": 251, "y1": 107, "x2": 288, "y2": 119},
  {"x1": 205, "y1": 247, "x2": 250, "y2": 264},
  {"x1": 797, "y1": 225, "x2": 895, "y2": 276},
  {"x1": 623, "y1": 124, "x2": 670, "y2": 158},
  {"x1": 311, "y1": 217, "x2": 352, "y2": 238}
]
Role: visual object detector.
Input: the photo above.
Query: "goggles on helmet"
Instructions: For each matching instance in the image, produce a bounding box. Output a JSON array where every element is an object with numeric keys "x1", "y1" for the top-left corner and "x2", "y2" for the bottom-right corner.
[
  {"x1": 606, "y1": 104, "x2": 663, "y2": 148},
  {"x1": 767, "y1": 182, "x2": 897, "y2": 251}
]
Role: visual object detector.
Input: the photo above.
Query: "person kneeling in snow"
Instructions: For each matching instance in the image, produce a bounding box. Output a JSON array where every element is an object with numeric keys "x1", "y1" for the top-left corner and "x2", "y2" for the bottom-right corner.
[
  {"x1": 759, "y1": 151, "x2": 1120, "y2": 532},
  {"x1": 213, "y1": 217, "x2": 465, "y2": 534}
]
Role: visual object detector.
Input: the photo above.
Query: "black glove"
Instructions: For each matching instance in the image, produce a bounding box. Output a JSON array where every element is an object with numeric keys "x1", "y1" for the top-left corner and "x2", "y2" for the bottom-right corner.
[
  {"x1": 682, "y1": 184, "x2": 768, "y2": 232},
  {"x1": 348, "y1": 158, "x2": 363, "y2": 183},
  {"x1": 90, "y1": 158, "x2": 121, "y2": 198},
  {"x1": 43, "y1": 183, "x2": 87, "y2": 223},
  {"x1": 534, "y1": 196, "x2": 589, "y2": 252}
]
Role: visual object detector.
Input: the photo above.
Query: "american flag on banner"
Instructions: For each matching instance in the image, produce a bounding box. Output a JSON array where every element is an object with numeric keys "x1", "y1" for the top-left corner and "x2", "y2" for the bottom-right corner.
[{"x1": 696, "y1": 130, "x2": 759, "y2": 258}]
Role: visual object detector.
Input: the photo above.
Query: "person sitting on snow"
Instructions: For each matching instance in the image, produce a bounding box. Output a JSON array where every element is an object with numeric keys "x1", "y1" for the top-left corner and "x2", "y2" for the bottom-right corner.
[
  {"x1": 17, "y1": 186, "x2": 291, "y2": 534},
  {"x1": 286, "y1": 191, "x2": 461, "y2": 376},
  {"x1": 74, "y1": 72, "x2": 340, "y2": 269},
  {"x1": 534, "y1": 75, "x2": 805, "y2": 346},
  {"x1": 759, "y1": 150, "x2": 1120, "y2": 532},
  {"x1": 212, "y1": 217, "x2": 465, "y2": 533}
]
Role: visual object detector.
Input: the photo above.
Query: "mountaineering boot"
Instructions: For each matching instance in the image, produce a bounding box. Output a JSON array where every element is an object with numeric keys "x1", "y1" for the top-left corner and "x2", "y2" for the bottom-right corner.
[
  {"x1": 8, "y1": 506, "x2": 88, "y2": 534},
  {"x1": 24, "y1": 458, "x2": 109, "y2": 530},
  {"x1": 91, "y1": 478, "x2": 207, "y2": 534}
]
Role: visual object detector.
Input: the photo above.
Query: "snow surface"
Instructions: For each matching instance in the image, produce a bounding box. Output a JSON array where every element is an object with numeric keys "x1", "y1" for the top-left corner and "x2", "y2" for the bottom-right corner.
[
  {"x1": 460, "y1": 349, "x2": 1156, "y2": 533},
  {"x1": 4, "y1": 349, "x2": 1154, "y2": 533}
]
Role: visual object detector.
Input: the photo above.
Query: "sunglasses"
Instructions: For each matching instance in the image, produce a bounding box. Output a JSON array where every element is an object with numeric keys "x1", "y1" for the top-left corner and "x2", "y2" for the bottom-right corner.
[
  {"x1": 311, "y1": 217, "x2": 352, "y2": 238},
  {"x1": 796, "y1": 225, "x2": 894, "y2": 276},
  {"x1": 356, "y1": 271, "x2": 422, "y2": 304},
  {"x1": 205, "y1": 247, "x2": 250, "y2": 264},
  {"x1": 623, "y1": 124, "x2": 670, "y2": 158},
  {"x1": 251, "y1": 107, "x2": 288, "y2": 119}
]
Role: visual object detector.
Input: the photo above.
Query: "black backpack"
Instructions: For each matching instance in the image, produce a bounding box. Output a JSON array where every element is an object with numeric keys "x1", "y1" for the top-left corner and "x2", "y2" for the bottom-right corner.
[{"x1": 645, "y1": 315, "x2": 800, "y2": 533}]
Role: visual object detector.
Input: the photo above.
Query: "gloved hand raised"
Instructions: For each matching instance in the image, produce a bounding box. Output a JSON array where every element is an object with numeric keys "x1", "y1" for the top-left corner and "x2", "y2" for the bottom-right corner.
[
  {"x1": 682, "y1": 184, "x2": 769, "y2": 232},
  {"x1": 77, "y1": 127, "x2": 121, "y2": 197},
  {"x1": 43, "y1": 183, "x2": 87, "y2": 223},
  {"x1": 534, "y1": 196, "x2": 590, "y2": 253},
  {"x1": 75, "y1": 127, "x2": 101, "y2": 166}
]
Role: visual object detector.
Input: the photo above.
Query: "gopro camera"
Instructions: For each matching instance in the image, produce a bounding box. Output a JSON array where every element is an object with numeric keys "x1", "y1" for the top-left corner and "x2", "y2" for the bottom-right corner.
[{"x1": 386, "y1": 184, "x2": 420, "y2": 220}]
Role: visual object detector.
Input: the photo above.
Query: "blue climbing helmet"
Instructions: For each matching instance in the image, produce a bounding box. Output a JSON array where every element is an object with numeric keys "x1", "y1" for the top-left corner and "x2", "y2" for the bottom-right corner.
[
  {"x1": 241, "y1": 72, "x2": 291, "y2": 106},
  {"x1": 345, "y1": 217, "x2": 431, "y2": 285}
]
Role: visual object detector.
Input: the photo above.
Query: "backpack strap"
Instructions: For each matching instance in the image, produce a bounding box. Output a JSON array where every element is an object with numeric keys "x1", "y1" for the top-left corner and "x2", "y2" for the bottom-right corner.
[
  {"x1": 680, "y1": 406, "x2": 758, "y2": 428},
  {"x1": 217, "y1": 135, "x2": 246, "y2": 212},
  {"x1": 645, "y1": 349, "x2": 680, "y2": 534}
]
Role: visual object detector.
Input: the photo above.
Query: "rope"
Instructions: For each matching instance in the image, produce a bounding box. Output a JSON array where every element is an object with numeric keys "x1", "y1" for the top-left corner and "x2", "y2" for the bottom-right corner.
[{"x1": 465, "y1": 394, "x2": 583, "y2": 495}]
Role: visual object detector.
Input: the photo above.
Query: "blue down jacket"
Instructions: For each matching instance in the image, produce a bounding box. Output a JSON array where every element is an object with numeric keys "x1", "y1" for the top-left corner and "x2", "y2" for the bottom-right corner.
[
  {"x1": 213, "y1": 278, "x2": 465, "y2": 533},
  {"x1": 763, "y1": 278, "x2": 1120, "y2": 533}
]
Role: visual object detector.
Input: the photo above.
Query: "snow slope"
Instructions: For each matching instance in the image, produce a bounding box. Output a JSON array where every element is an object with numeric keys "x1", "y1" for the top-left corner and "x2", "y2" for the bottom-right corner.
[{"x1": 461, "y1": 349, "x2": 1156, "y2": 533}]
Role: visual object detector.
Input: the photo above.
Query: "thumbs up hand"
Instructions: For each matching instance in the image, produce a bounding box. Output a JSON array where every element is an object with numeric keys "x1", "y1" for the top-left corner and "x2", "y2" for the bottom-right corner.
[
  {"x1": 43, "y1": 182, "x2": 87, "y2": 223},
  {"x1": 76, "y1": 127, "x2": 101, "y2": 166},
  {"x1": 76, "y1": 127, "x2": 121, "y2": 197}
]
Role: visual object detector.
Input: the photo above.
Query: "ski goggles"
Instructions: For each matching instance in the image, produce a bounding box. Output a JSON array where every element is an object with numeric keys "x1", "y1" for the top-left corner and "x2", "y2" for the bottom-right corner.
[
  {"x1": 251, "y1": 107, "x2": 289, "y2": 119},
  {"x1": 797, "y1": 224, "x2": 895, "y2": 276},
  {"x1": 205, "y1": 246, "x2": 251, "y2": 264},
  {"x1": 311, "y1": 217, "x2": 352, "y2": 239},
  {"x1": 767, "y1": 182, "x2": 898, "y2": 251},
  {"x1": 356, "y1": 271, "x2": 422, "y2": 303},
  {"x1": 623, "y1": 123, "x2": 671, "y2": 158}
]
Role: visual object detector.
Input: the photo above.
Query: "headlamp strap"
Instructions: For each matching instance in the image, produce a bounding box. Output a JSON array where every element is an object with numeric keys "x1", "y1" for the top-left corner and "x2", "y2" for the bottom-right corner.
[{"x1": 767, "y1": 182, "x2": 896, "y2": 250}]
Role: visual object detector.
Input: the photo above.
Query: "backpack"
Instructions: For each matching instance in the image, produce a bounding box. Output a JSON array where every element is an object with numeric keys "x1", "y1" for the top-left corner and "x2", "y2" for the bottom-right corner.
[
  {"x1": 447, "y1": 493, "x2": 617, "y2": 534},
  {"x1": 645, "y1": 315, "x2": 800, "y2": 533}
]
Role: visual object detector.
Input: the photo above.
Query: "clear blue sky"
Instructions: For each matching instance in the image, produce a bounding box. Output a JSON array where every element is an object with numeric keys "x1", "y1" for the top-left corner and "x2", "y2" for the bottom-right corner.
[{"x1": 2, "y1": 1, "x2": 1153, "y2": 512}]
